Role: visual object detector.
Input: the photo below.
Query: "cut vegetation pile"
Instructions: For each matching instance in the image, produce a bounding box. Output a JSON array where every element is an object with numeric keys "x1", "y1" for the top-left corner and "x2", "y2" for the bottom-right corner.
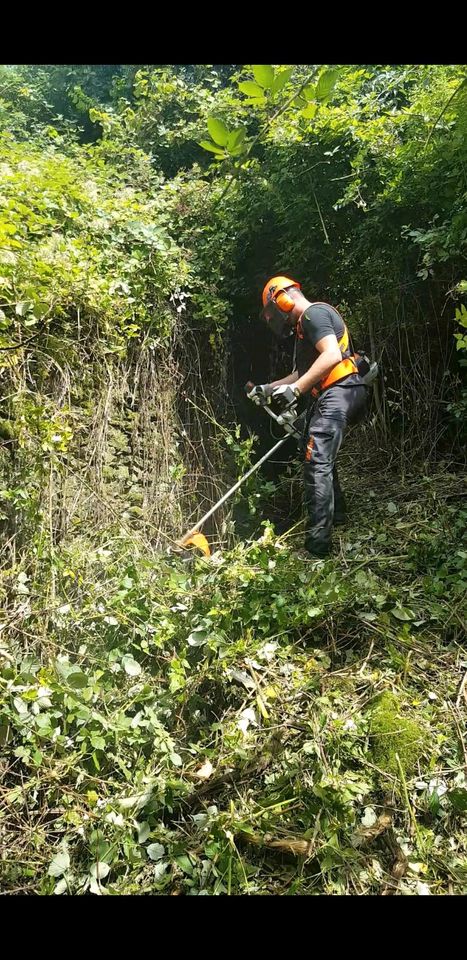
[{"x1": 1, "y1": 468, "x2": 466, "y2": 895}]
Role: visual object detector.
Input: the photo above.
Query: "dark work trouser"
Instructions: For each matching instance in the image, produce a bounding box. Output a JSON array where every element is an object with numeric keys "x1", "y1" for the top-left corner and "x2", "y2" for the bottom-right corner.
[{"x1": 302, "y1": 383, "x2": 368, "y2": 556}]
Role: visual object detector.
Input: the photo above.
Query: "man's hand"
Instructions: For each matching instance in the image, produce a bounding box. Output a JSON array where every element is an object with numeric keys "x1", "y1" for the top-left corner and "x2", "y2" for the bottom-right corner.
[
  {"x1": 247, "y1": 383, "x2": 274, "y2": 406},
  {"x1": 271, "y1": 384, "x2": 300, "y2": 409}
]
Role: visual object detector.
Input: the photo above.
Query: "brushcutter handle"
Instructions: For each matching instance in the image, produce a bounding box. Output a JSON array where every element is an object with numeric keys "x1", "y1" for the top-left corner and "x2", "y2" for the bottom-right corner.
[{"x1": 245, "y1": 381, "x2": 273, "y2": 406}]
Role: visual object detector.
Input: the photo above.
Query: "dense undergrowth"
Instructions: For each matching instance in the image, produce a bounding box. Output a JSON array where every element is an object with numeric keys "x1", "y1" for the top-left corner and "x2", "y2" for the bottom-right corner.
[
  {"x1": 1, "y1": 64, "x2": 467, "y2": 895},
  {"x1": 2, "y1": 462, "x2": 466, "y2": 895}
]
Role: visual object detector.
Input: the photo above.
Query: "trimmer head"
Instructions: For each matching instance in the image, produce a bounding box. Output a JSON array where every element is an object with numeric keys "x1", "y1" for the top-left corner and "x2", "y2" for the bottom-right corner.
[{"x1": 179, "y1": 531, "x2": 211, "y2": 557}]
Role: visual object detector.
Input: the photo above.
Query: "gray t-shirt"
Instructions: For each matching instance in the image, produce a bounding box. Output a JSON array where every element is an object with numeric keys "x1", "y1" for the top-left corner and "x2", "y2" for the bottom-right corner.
[{"x1": 295, "y1": 302, "x2": 361, "y2": 388}]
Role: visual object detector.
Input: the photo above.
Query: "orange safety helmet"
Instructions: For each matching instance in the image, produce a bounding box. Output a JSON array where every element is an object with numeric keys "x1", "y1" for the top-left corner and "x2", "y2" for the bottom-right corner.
[
  {"x1": 261, "y1": 275, "x2": 301, "y2": 340},
  {"x1": 262, "y1": 275, "x2": 301, "y2": 311}
]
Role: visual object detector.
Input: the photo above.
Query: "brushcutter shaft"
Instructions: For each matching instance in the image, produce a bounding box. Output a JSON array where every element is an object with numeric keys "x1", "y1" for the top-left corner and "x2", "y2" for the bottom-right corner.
[{"x1": 179, "y1": 434, "x2": 290, "y2": 545}]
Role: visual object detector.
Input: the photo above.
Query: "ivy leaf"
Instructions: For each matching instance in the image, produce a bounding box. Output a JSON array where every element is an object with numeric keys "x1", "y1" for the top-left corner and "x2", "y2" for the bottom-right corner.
[
  {"x1": 391, "y1": 607, "x2": 415, "y2": 621},
  {"x1": 315, "y1": 68, "x2": 341, "y2": 102},
  {"x1": 207, "y1": 117, "x2": 230, "y2": 147},
  {"x1": 122, "y1": 655, "x2": 142, "y2": 677},
  {"x1": 54, "y1": 878, "x2": 68, "y2": 895},
  {"x1": 271, "y1": 68, "x2": 293, "y2": 95},
  {"x1": 90, "y1": 861, "x2": 110, "y2": 880},
  {"x1": 307, "y1": 606, "x2": 323, "y2": 618},
  {"x1": 301, "y1": 103, "x2": 318, "y2": 120},
  {"x1": 238, "y1": 81, "x2": 264, "y2": 99},
  {"x1": 147, "y1": 842, "x2": 165, "y2": 861},
  {"x1": 175, "y1": 854, "x2": 194, "y2": 875},
  {"x1": 48, "y1": 849, "x2": 70, "y2": 877},
  {"x1": 252, "y1": 65, "x2": 275, "y2": 90},
  {"x1": 154, "y1": 861, "x2": 169, "y2": 881},
  {"x1": 15, "y1": 300, "x2": 33, "y2": 317},
  {"x1": 198, "y1": 141, "x2": 225, "y2": 155},
  {"x1": 137, "y1": 821, "x2": 151, "y2": 844},
  {"x1": 13, "y1": 696, "x2": 28, "y2": 715},
  {"x1": 66, "y1": 669, "x2": 89, "y2": 689}
]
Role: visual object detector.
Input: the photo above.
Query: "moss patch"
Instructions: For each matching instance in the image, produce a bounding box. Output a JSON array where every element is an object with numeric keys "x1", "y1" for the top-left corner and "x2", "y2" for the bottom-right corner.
[{"x1": 368, "y1": 691, "x2": 427, "y2": 777}]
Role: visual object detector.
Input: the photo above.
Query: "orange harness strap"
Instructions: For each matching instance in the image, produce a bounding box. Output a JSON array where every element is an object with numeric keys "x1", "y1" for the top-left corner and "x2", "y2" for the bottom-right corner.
[{"x1": 311, "y1": 323, "x2": 358, "y2": 396}]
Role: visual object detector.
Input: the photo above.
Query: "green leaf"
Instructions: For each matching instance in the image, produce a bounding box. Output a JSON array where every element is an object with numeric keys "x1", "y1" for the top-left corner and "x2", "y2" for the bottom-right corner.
[
  {"x1": 175, "y1": 854, "x2": 194, "y2": 875},
  {"x1": 13, "y1": 696, "x2": 28, "y2": 715},
  {"x1": 242, "y1": 97, "x2": 267, "y2": 107},
  {"x1": 303, "y1": 84, "x2": 316, "y2": 101},
  {"x1": 54, "y1": 878, "x2": 68, "y2": 895},
  {"x1": 122, "y1": 655, "x2": 142, "y2": 677},
  {"x1": 147, "y1": 842, "x2": 165, "y2": 861},
  {"x1": 315, "y1": 68, "x2": 340, "y2": 102},
  {"x1": 301, "y1": 103, "x2": 318, "y2": 120},
  {"x1": 15, "y1": 300, "x2": 33, "y2": 317},
  {"x1": 207, "y1": 117, "x2": 230, "y2": 146},
  {"x1": 48, "y1": 849, "x2": 70, "y2": 877},
  {"x1": 307, "y1": 606, "x2": 323, "y2": 618},
  {"x1": 238, "y1": 81, "x2": 264, "y2": 99},
  {"x1": 226, "y1": 128, "x2": 246, "y2": 153},
  {"x1": 90, "y1": 861, "x2": 110, "y2": 880},
  {"x1": 89, "y1": 833, "x2": 113, "y2": 862},
  {"x1": 448, "y1": 787, "x2": 467, "y2": 813},
  {"x1": 137, "y1": 821, "x2": 150, "y2": 844},
  {"x1": 391, "y1": 607, "x2": 415, "y2": 621},
  {"x1": 271, "y1": 68, "x2": 293, "y2": 95},
  {"x1": 154, "y1": 861, "x2": 169, "y2": 881},
  {"x1": 198, "y1": 140, "x2": 225, "y2": 155},
  {"x1": 67, "y1": 669, "x2": 89, "y2": 689},
  {"x1": 90, "y1": 734, "x2": 106, "y2": 751},
  {"x1": 252, "y1": 65, "x2": 275, "y2": 90},
  {"x1": 187, "y1": 628, "x2": 208, "y2": 647}
]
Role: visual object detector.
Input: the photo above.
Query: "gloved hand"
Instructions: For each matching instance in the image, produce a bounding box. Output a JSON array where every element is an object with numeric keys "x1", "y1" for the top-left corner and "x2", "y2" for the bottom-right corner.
[
  {"x1": 271, "y1": 384, "x2": 300, "y2": 409},
  {"x1": 247, "y1": 383, "x2": 274, "y2": 406}
]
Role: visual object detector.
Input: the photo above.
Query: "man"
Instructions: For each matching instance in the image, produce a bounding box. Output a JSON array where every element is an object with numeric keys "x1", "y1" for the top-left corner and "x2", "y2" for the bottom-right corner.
[{"x1": 248, "y1": 276, "x2": 368, "y2": 558}]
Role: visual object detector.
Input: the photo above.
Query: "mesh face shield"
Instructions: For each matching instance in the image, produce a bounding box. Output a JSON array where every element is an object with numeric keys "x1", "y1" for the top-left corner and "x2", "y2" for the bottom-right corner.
[{"x1": 260, "y1": 298, "x2": 295, "y2": 341}]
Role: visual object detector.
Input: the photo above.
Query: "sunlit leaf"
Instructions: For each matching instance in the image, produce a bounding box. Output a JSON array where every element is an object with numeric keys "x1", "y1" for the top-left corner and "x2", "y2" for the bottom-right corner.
[
  {"x1": 303, "y1": 84, "x2": 316, "y2": 101},
  {"x1": 48, "y1": 849, "x2": 70, "y2": 877},
  {"x1": 198, "y1": 140, "x2": 225, "y2": 155},
  {"x1": 122, "y1": 655, "x2": 142, "y2": 677},
  {"x1": 147, "y1": 843, "x2": 165, "y2": 861},
  {"x1": 315, "y1": 68, "x2": 341, "y2": 101},
  {"x1": 207, "y1": 117, "x2": 230, "y2": 146},
  {"x1": 271, "y1": 68, "x2": 294, "y2": 95},
  {"x1": 238, "y1": 81, "x2": 264, "y2": 98},
  {"x1": 301, "y1": 103, "x2": 318, "y2": 120},
  {"x1": 252, "y1": 65, "x2": 275, "y2": 90}
]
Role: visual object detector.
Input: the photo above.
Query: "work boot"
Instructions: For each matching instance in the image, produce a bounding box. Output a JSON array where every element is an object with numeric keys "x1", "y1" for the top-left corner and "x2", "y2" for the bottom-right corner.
[
  {"x1": 297, "y1": 545, "x2": 329, "y2": 562},
  {"x1": 303, "y1": 535, "x2": 332, "y2": 558},
  {"x1": 333, "y1": 513, "x2": 347, "y2": 527}
]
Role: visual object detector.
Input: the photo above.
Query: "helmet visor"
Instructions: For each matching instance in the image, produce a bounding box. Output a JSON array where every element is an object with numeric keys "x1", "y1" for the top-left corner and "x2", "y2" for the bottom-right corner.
[{"x1": 261, "y1": 299, "x2": 294, "y2": 341}]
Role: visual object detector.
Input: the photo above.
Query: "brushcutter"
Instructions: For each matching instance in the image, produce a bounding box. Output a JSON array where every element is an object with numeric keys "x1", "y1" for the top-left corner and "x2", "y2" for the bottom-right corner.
[{"x1": 177, "y1": 382, "x2": 304, "y2": 556}]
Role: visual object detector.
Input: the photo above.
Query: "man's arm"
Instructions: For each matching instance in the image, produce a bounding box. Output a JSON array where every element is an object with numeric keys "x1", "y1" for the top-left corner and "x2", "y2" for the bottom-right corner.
[
  {"x1": 294, "y1": 334, "x2": 341, "y2": 395},
  {"x1": 270, "y1": 370, "x2": 299, "y2": 388}
]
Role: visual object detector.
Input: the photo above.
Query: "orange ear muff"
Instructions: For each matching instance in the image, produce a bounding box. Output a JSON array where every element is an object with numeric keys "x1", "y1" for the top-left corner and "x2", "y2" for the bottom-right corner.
[{"x1": 274, "y1": 289, "x2": 295, "y2": 312}]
